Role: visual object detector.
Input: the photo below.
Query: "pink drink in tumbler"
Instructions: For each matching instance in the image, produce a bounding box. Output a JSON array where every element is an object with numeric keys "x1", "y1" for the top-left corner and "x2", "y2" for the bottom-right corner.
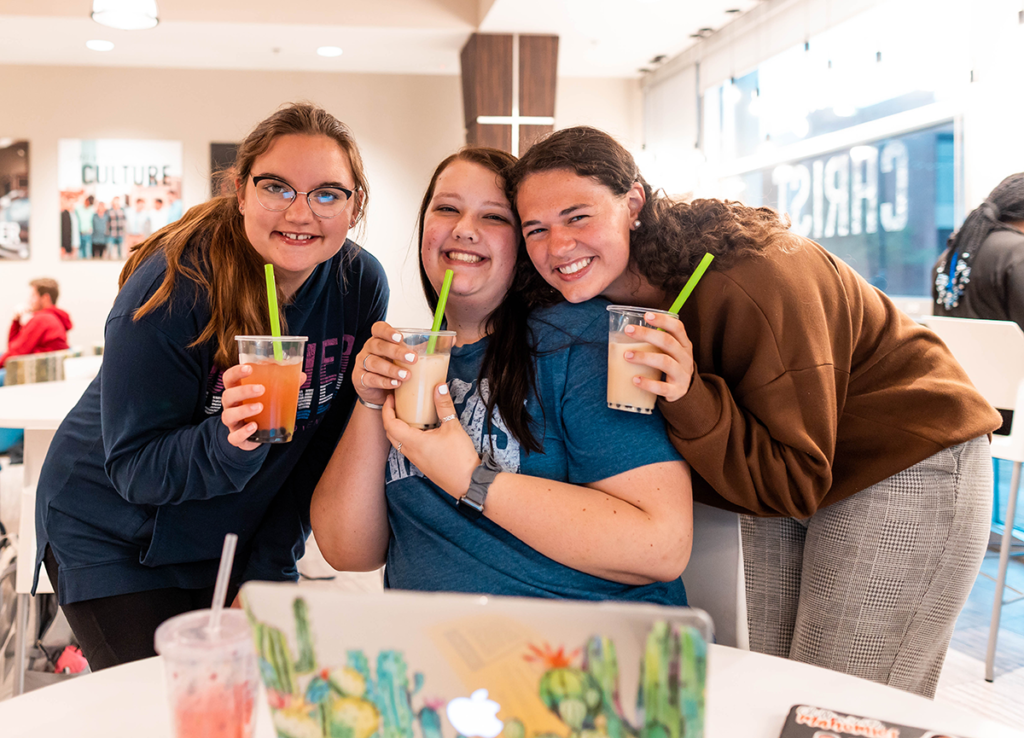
[
  {"x1": 606, "y1": 305, "x2": 680, "y2": 414},
  {"x1": 393, "y1": 329, "x2": 456, "y2": 429},
  {"x1": 235, "y1": 336, "x2": 307, "y2": 444},
  {"x1": 155, "y1": 609, "x2": 258, "y2": 738}
]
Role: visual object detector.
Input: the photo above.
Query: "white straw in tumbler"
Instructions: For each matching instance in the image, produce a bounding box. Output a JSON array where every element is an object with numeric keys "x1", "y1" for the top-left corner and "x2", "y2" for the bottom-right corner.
[{"x1": 208, "y1": 533, "x2": 238, "y2": 633}]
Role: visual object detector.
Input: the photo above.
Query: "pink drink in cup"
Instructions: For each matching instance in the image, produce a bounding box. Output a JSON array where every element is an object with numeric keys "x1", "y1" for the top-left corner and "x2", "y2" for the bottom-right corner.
[
  {"x1": 393, "y1": 329, "x2": 456, "y2": 430},
  {"x1": 235, "y1": 336, "x2": 307, "y2": 443},
  {"x1": 154, "y1": 608, "x2": 258, "y2": 738},
  {"x1": 606, "y1": 305, "x2": 680, "y2": 414}
]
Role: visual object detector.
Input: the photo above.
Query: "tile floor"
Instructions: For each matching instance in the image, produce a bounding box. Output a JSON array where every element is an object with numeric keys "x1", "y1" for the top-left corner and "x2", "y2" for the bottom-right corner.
[{"x1": 935, "y1": 543, "x2": 1024, "y2": 730}]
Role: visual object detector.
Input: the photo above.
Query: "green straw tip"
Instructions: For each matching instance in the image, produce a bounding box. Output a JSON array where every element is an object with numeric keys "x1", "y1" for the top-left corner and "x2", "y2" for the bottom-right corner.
[{"x1": 668, "y1": 252, "x2": 715, "y2": 315}]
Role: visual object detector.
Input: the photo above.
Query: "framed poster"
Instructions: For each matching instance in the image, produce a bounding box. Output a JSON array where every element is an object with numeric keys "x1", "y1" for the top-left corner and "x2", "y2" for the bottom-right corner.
[
  {"x1": 58, "y1": 138, "x2": 183, "y2": 260},
  {"x1": 0, "y1": 139, "x2": 29, "y2": 260}
]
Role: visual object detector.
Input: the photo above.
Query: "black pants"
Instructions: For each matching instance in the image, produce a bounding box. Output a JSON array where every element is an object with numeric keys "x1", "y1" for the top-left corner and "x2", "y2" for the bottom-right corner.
[{"x1": 43, "y1": 547, "x2": 239, "y2": 671}]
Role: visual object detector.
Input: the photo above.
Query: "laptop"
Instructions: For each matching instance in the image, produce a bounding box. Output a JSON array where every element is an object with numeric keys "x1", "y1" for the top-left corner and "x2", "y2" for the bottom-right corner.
[{"x1": 240, "y1": 583, "x2": 711, "y2": 738}]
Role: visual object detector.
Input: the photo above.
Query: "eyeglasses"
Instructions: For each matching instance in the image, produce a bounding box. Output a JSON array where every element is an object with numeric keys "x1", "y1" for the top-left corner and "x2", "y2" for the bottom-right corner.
[{"x1": 251, "y1": 176, "x2": 355, "y2": 219}]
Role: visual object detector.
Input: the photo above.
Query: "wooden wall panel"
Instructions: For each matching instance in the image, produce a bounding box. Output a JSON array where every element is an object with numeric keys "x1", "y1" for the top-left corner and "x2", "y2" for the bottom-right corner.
[
  {"x1": 519, "y1": 124, "x2": 553, "y2": 154},
  {"x1": 460, "y1": 32, "x2": 557, "y2": 154},
  {"x1": 466, "y1": 122, "x2": 512, "y2": 152},
  {"x1": 460, "y1": 33, "x2": 512, "y2": 126},
  {"x1": 519, "y1": 35, "x2": 558, "y2": 118}
]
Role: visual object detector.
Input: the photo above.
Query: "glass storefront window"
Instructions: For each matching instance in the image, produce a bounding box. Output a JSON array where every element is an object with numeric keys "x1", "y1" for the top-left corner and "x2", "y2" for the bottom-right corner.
[
  {"x1": 724, "y1": 122, "x2": 954, "y2": 296},
  {"x1": 701, "y1": 0, "x2": 970, "y2": 297}
]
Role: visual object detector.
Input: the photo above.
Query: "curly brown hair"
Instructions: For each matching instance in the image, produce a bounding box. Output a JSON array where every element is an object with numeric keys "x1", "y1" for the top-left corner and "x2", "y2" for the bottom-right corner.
[{"x1": 507, "y1": 126, "x2": 793, "y2": 298}]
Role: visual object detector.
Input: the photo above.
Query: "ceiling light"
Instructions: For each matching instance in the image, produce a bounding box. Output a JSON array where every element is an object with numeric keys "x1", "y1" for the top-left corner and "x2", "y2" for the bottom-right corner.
[
  {"x1": 86, "y1": 39, "x2": 115, "y2": 52},
  {"x1": 91, "y1": 0, "x2": 159, "y2": 31},
  {"x1": 317, "y1": 46, "x2": 343, "y2": 58}
]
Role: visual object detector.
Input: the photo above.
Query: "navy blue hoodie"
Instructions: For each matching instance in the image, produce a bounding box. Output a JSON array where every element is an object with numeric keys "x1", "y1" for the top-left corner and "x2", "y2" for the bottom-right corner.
[{"x1": 34, "y1": 239, "x2": 388, "y2": 604}]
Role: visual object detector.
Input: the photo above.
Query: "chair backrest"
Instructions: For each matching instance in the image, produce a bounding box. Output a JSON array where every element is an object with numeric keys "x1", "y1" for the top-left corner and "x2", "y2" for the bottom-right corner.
[
  {"x1": 919, "y1": 316, "x2": 1024, "y2": 411},
  {"x1": 62, "y1": 355, "x2": 103, "y2": 381},
  {"x1": 684, "y1": 502, "x2": 748, "y2": 649},
  {"x1": 3, "y1": 348, "x2": 81, "y2": 386}
]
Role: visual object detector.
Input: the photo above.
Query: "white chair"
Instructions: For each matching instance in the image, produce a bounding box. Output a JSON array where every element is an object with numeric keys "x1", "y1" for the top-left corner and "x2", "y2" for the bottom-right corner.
[
  {"x1": 920, "y1": 315, "x2": 1024, "y2": 681},
  {"x1": 684, "y1": 502, "x2": 748, "y2": 649},
  {"x1": 61, "y1": 355, "x2": 102, "y2": 381}
]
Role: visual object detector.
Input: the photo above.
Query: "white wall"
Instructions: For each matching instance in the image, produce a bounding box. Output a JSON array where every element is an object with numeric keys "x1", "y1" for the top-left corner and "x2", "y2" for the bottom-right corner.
[{"x1": 0, "y1": 65, "x2": 640, "y2": 347}]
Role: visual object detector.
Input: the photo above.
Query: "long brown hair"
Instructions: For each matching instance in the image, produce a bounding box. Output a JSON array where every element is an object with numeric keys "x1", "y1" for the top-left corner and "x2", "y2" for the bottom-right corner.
[
  {"x1": 417, "y1": 148, "x2": 550, "y2": 453},
  {"x1": 119, "y1": 102, "x2": 370, "y2": 369},
  {"x1": 507, "y1": 126, "x2": 790, "y2": 297}
]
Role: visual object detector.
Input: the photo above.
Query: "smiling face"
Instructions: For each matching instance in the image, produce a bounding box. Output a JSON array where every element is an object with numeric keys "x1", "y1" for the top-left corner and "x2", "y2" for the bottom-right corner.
[
  {"x1": 421, "y1": 159, "x2": 519, "y2": 319},
  {"x1": 238, "y1": 133, "x2": 361, "y2": 297},
  {"x1": 517, "y1": 169, "x2": 645, "y2": 304}
]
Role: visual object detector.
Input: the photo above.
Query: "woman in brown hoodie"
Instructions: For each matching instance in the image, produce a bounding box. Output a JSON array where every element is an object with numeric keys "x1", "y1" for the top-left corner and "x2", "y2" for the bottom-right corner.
[{"x1": 508, "y1": 126, "x2": 1001, "y2": 699}]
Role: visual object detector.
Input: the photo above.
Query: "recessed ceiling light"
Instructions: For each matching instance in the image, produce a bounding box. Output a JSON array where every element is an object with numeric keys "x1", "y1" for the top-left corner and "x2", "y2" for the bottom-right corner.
[
  {"x1": 91, "y1": 0, "x2": 159, "y2": 30},
  {"x1": 86, "y1": 39, "x2": 115, "y2": 52},
  {"x1": 317, "y1": 46, "x2": 343, "y2": 58}
]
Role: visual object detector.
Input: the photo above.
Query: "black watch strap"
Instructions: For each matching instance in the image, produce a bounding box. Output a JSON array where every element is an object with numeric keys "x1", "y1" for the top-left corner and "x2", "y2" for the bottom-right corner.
[{"x1": 457, "y1": 451, "x2": 501, "y2": 520}]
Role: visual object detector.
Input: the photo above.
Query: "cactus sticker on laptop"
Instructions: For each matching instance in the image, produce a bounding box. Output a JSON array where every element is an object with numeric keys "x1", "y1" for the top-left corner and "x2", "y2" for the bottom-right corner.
[{"x1": 246, "y1": 597, "x2": 706, "y2": 738}]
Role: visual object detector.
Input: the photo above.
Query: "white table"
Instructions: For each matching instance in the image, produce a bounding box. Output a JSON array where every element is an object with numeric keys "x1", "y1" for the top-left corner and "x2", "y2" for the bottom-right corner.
[
  {"x1": 0, "y1": 646, "x2": 1020, "y2": 738},
  {"x1": 0, "y1": 378, "x2": 92, "y2": 695}
]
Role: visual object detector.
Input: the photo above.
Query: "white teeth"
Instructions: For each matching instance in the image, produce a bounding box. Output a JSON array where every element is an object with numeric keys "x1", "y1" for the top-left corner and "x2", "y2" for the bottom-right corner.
[
  {"x1": 557, "y1": 257, "x2": 593, "y2": 275},
  {"x1": 447, "y1": 252, "x2": 483, "y2": 263},
  {"x1": 282, "y1": 233, "x2": 315, "y2": 241}
]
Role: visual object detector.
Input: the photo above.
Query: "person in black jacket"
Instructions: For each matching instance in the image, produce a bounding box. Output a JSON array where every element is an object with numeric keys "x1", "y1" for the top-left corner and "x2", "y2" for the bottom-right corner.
[
  {"x1": 34, "y1": 103, "x2": 388, "y2": 670},
  {"x1": 934, "y1": 173, "x2": 1024, "y2": 330}
]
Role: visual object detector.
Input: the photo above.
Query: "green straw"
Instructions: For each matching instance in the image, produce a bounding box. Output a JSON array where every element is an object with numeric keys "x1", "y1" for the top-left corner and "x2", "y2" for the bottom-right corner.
[
  {"x1": 427, "y1": 269, "x2": 454, "y2": 354},
  {"x1": 668, "y1": 253, "x2": 715, "y2": 314},
  {"x1": 264, "y1": 264, "x2": 284, "y2": 361}
]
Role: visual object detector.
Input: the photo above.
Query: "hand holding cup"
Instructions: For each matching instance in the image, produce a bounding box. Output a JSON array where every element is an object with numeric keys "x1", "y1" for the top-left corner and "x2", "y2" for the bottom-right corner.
[
  {"x1": 381, "y1": 385, "x2": 479, "y2": 499},
  {"x1": 621, "y1": 311, "x2": 696, "y2": 404},
  {"x1": 354, "y1": 321, "x2": 416, "y2": 406},
  {"x1": 221, "y1": 362, "x2": 307, "y2": 450}
]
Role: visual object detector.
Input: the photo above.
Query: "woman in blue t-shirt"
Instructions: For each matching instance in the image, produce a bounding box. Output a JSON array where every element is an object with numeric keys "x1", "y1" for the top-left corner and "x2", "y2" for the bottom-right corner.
[{"x1": 308, "y1": 148, "x2": 692, "y2": 604}]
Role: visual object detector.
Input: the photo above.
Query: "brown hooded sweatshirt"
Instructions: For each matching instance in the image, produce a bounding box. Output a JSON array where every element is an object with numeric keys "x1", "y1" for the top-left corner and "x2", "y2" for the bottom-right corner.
[{"x1": 658, "y1": 236, "x2": 1001, "y2": 519}]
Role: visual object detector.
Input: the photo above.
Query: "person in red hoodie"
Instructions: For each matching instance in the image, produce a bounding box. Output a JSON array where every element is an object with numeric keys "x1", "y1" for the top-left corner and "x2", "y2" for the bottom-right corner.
[{"x1": 0, "y1": 278, "x2": 73, "y2": 379}]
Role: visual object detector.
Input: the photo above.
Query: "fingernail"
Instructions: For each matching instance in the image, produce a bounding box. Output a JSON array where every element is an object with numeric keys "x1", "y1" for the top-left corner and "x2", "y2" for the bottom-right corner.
[
  {"x1": 248, "y1": 423, "x2": 257, "y2": 430},
  {"x1": 254, "y1": 385, "x2": 264, "y2": 393},
  {"x1": 645, "y1": 312, "x2": 656, "y2": 321},
  {"x1": 405, "y1": 353, "x2": 415, "y2": 362},
  {"x1": 391, "y1": 379, "x2": 399, "y2": 386},
  {"x1": 625, "y1": 325, "x2": 635, "y2": 334},
  {"x1": 625, "y1": 351, "x2": 634, "y2": 359},
  {"x1": 633, "y1": 377, "x2": 642, "y2": 385},
  {"x1": 253, "y1": 403, "x2": 262, "y2": 412},
  {"x1": 398, "y1": 369, "x2": 409, "y2": 379},
  {"x1": 242, "y1": 365, "x2": 252, "y2": 374},
  {"x1": 438, "y1": 383, "x2": 449, "y2": 395},
  {"x1": 392, "y1": 333, "x2": 401, "y2": 342}
]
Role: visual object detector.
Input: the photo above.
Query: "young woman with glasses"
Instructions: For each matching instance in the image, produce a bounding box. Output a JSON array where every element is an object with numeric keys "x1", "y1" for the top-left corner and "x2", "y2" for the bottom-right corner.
[{"x1": 34, "y1": 103, "x2": 389, "y2": 670}]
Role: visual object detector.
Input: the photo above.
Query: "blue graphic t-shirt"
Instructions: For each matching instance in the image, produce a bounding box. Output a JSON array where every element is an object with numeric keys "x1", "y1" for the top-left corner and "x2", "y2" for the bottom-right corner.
[{"x1": 384, "y1": 300, "x2": 688, "y2": 605}]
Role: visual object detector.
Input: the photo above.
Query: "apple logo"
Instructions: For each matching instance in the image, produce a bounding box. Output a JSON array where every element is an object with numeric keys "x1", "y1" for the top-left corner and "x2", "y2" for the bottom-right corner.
[{"x1": 445, "y1": 689, "x2": 504, "y2": 738}]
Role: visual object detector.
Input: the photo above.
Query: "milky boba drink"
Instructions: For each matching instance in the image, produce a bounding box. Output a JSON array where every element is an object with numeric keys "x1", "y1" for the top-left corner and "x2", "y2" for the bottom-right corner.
[
  {"x1": 606, "y1": 306, "x2": 680, "y2": 414},
  {"x1": 393, "y1": 329, "x2": 457, "y2": 430}
]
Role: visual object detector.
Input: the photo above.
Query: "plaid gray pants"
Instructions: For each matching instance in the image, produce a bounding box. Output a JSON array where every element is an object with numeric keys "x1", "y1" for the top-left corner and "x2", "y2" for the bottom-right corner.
[{"x1": 741, "y1": 435, "x2": 992, "y2": 698}]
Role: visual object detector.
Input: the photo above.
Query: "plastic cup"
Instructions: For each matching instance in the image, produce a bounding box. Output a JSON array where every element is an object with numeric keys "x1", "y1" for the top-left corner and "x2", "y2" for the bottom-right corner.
[
  {"x1": 606, "y1": 305, "x2": 680, "y2": 414},
  {"x1": 235, "y1": 336, "x2": 307, "y2": 443},
  {"x1": 154, "y1": 609, "x2": 258, "y2": 738},
  {"x1": 394, "y1": 329, "x2": 457, "y2": 430}
]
